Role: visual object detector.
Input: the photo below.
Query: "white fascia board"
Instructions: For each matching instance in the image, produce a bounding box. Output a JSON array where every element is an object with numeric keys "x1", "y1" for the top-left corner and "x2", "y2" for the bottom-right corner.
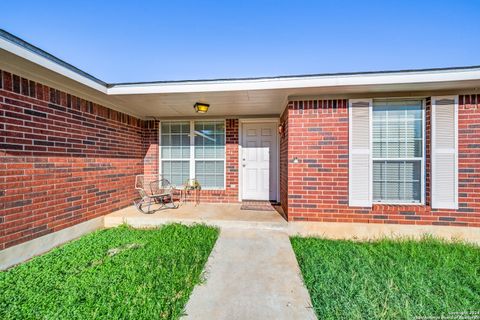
[
  {"x1": 107, "y1": 68, "x2": 480, "y2": 95},
  {"x1": 0, "y1": 37, "x2": 107, "y2": 94}
]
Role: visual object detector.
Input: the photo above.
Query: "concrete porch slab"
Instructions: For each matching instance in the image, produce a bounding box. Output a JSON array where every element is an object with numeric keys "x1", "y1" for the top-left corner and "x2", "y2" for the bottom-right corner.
[{"x1": 104, "y1": 203, "x2": 288, "y2": 231}]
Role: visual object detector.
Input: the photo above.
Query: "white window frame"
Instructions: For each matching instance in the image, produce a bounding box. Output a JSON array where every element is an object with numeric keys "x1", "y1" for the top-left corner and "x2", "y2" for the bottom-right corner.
[
  {"x1": 159, "y1": 119, "x2": 227, "y2": 190},
  {"x1": 371, "y1": 99, "x2": 426, "y2": 205}
]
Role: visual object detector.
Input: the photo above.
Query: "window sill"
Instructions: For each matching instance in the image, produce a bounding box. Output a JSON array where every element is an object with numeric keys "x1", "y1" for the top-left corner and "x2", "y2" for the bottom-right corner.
[{"x1": 372, "y1": 202, "x2": 424, "y2": 206}]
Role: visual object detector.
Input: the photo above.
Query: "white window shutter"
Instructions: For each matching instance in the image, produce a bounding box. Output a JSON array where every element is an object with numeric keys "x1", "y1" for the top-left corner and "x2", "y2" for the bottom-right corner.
[
  {"x1": 349, "y1": 99, "x2": 372, "y2": 207},
  {"x1": 431, "y1": 96, "x2": 458, "y2": 209}
]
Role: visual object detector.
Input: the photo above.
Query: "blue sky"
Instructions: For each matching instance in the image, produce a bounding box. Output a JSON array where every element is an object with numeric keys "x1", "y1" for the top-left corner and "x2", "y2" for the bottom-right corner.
[{"x1": 1, "y1": 0, "x2": 479, "y2": 83}]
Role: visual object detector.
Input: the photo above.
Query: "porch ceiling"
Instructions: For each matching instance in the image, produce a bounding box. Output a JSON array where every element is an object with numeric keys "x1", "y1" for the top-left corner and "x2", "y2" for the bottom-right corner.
[
  {"x1": 111, "y1": 89, "x2": 290, "y2": 118},
  {"x1": 2, "y1": 29, "x2": 480, "y2": 119}
]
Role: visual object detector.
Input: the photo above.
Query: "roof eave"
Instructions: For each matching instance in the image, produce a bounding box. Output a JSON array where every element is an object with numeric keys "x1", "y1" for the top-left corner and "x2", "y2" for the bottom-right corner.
[{"x1": 107, "y1": 67, "x2": 480, "y2": 95}]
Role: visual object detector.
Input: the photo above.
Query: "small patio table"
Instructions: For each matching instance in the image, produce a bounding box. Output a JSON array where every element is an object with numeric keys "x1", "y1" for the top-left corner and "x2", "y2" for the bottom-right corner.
[{"x1": 179, "y1": 179, "x2": 201, "y2": 205}]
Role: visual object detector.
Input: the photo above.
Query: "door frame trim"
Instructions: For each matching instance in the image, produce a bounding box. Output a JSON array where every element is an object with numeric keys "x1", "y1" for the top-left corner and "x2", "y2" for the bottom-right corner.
[{"x1": 238, "y1": 118, "x2": 280, "y2": 202}]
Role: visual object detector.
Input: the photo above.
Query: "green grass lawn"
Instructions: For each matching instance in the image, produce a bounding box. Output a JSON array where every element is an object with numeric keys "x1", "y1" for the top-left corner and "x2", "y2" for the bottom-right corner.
[
  {"x1": 0, "y1": 224, "x2": 218, "y2": 320},
  {"x1": 291, "y1": 237, "x2": 480, "y2": 320}
]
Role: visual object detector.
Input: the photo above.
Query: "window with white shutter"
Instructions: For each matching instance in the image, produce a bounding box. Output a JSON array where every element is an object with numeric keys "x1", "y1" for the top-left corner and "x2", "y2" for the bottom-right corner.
[{"x1": 431, "y1": 96, "x2": 458, "y2": 209}]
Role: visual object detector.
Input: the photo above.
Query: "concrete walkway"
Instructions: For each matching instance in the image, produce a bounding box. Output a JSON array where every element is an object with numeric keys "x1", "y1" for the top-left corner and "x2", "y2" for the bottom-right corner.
[{"x1": 183, "y1": 228, "x2": 317, "y2": 320}]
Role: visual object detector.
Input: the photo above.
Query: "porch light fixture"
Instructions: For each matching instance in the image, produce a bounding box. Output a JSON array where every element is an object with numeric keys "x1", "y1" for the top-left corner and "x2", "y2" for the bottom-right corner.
[{"x1": 194, "y1": 102, "x2": 210, "y2": 113}]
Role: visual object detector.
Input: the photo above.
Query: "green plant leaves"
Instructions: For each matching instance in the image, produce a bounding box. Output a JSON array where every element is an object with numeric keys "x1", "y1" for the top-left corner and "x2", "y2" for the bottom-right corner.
[
  {"x1": 291, "y1": 236, "x2": 480, "y2": 320},
  {"x1": 0, "y1": 224, "x2": 218, "y2": 320}
]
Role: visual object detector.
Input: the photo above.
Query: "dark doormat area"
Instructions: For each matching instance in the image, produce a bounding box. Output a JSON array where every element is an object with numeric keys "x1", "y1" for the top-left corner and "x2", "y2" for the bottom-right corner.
[{"x1": 240, "y1": 200, "x2": 278, "y2": 211}]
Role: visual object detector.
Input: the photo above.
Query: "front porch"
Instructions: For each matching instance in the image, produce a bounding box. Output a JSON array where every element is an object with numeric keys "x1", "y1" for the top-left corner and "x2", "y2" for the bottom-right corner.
[
  {"x1": 104, "y1": 203, "x2": 480, "y2": 244},
  {"x1": 104, "y1": 203, "x2": 288, "y2": 231}
]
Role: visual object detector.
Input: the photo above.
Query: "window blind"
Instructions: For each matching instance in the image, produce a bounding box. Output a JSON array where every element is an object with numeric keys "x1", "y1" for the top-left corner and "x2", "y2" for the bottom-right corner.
[{"x1": 372, "y1": 100, "x2": 423, "y2": 203}]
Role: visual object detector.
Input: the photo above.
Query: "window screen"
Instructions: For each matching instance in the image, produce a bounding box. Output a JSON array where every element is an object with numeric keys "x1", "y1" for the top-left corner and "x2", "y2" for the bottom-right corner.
[
  {"x1": 160, "y1": 121, "x2": 191, "y2": 186},
  {"x1": 194, "y1": 121, "x2": 225, "y2": 189},
  {"x1": 372, "y1": 100, "x2": 423, "y2": 203}
]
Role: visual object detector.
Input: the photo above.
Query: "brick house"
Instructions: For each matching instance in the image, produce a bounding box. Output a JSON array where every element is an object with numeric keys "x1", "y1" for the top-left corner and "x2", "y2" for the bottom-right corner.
[{"x1": 1, "y1": 30, "x2": 479, "y2": 254}]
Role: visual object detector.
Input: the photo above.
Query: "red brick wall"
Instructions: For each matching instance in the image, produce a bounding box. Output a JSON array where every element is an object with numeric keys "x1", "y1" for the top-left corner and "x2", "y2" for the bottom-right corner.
[
  {"x1": 223, "y1": 118, "x2": 240, "y2": 202},
  {"x1": 143, "y1": 120, "x2": 159, "y2": 176},
  {"x1": 0, "y1": 72, "x2": 242, "y2": 250},
  {"x1": 0, "y1": 70, "x2": 147, "y2": 250},
  {"x1": 283, "y1": 97, "x2": 480, "y2": 227},
  {"x1": 146, "y1": 118, "x2": 240, "y2": 203},
  {"x1": 279, "y1": 106, "x2": 289, "y2": 216}
]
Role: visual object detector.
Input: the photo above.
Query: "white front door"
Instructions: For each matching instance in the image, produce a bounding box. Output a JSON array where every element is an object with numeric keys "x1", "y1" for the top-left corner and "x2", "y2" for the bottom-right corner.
[{"x1": 241, "y1": 122, "x2": 278, "y2": 201}]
